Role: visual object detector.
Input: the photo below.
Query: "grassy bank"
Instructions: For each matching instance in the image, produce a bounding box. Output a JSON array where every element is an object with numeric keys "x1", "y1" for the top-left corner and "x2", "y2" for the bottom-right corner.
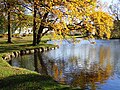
[
  {"x1": 0, "y1": 35, "x2": 74, "y2": 90},
  {"x1": 0, "y1": 57, "x2": 70, "y2": 90}
]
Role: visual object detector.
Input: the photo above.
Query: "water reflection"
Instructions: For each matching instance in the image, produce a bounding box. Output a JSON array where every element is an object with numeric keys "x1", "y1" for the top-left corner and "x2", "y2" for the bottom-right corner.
[
  {"x1": 34, "y1": 49, "x2": 48, "y2": 75},
  {"x1": 70, "y1": 47, "x2": 113, "y2": 90},
  {"x1": 42, "y1": 46, "x2": 113, "y2": 90},
  {"x1": 10, "y1": 39, "x2": 120, "y2": 90}
]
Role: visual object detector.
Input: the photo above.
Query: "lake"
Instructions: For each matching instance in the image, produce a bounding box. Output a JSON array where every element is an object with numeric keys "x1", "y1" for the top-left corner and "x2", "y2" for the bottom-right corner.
[{"x1": 10, "y1": 39, "x2": 120, "y2": 90}]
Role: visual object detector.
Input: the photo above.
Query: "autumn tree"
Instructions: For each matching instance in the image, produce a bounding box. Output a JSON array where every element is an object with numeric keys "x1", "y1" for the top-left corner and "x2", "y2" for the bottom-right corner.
[
  {"x1": 27, "y1": 0, "x2": 113, "y2": 45},
  {"x1": 0, "y1": 13, "x2": 7, "y2": 34},
  {"x1": 0, "y1": 0, "x2": 30, "y2": 42},
  {"x1": 33, "y1": 0, "x2": 37, "y2": 45},
  {"x1": 0, "y1": 1, "x2": 11, "y2": 42},
  {"x1": 1, "y1": 0, "x2": 114, "y2": 44},
  {"x1": 0, "y1": 0, "x2": 17, "y2": 43}
]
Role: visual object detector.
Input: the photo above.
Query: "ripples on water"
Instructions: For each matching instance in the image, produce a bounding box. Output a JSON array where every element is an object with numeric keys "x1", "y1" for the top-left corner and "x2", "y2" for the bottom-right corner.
[{"x1": 11, "y1": 39, "x2": 120, "y2": 90}]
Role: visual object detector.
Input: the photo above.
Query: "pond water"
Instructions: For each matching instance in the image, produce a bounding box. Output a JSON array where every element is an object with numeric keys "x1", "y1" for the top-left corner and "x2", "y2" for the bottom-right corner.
[{"x1": 10, "y1": 39, "x2": 120, "y2": 90}]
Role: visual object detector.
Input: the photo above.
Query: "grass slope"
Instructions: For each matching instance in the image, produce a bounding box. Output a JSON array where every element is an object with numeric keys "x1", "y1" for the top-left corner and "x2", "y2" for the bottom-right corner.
[{"x1": 0, "y1": 36, "x2": 76, "y2": 90}]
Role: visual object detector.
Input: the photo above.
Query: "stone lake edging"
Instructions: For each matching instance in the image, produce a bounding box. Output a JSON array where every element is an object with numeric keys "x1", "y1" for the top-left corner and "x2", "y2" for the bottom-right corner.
[{"x1": 2, "y1": 46, "x2": 59, "y2": 61}]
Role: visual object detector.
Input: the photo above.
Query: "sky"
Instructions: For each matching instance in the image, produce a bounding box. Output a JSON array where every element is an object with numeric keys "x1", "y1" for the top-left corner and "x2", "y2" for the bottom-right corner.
[
  {"x1": 100, "y1": 0, "x2": 118, "y2": 12},
  {"x1": 101, "y1": 0, "x2": 113, "y2": 5},
  {"x1": 101, "y1": 0, "x2": 118, "y2": 5},
  {"x1": 99, "y1": 0, "x2": 113, "y2": 12}
]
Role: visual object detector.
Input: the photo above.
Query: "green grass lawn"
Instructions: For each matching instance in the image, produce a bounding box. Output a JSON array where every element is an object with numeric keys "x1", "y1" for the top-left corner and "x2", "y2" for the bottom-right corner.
[
  {"x1": 0, "y1": 35, "x2": 55, "y2": 53},
  {"x1": 0, "y1": 35, "x2": 78, "y2": 90}
]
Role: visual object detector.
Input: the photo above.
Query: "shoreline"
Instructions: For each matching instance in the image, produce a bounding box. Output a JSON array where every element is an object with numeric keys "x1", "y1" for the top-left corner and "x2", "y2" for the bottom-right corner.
[{"x1": 0, "y1": 36, "x2": 71, "y2": 90}]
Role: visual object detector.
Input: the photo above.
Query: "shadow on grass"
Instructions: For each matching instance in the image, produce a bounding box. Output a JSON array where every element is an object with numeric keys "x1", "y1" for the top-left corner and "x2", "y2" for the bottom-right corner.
[
  {"x1": 0, "y1": 74, "x2": 74, "y2": 90},
  {"x1": 0, "y1": 44, "x2": 32, "y2": 53},
  {"x1": 0, "y1": 41, "x2": 54, "y2": 53}
]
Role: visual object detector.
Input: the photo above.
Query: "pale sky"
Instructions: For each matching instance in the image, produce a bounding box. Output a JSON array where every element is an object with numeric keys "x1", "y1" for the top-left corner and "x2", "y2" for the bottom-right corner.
[
  {"x1": 100, "y1": 0, "x2": 118, "y2": 12},
  {"x1": 99, "y1": 0, "x2": 113, "y2": 12},
  {"x1": 101, "y1": 0, "x2": 113, "y2": 5},
  {"x1": 101, "y1": 0, "x2": 118, "y2": 5}
]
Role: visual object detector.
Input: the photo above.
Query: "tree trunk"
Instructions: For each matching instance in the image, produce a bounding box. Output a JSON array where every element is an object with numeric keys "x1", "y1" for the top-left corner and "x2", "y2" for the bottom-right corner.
[
  {"x1": 37, "y1": 12, "x2": 48, "y2": 44},
  {"x1": 36, "y1": 24, "x2": 44, "y2": 44},
  {"x1": 7, "y1": 3, "x2": 12, "y2": 43},
  {"x1": 33, "y1": 0, "x2": 37, "y2": 46}
]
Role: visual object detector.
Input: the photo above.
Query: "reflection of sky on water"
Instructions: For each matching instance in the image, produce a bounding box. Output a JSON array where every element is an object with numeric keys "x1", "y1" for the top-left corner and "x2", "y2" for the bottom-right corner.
[
  {"x1": 45, "y1": 39, "x2": 120, "y2": 89},
  {"x1": 11, "y1": 39, "x2": 120, "y2": 90},
  {"x1": 100, "y1": 74, "x2": 120, "y2": 90},
  {"x1": 46, "y1": 39, "x2": 119, "y2": 69}
]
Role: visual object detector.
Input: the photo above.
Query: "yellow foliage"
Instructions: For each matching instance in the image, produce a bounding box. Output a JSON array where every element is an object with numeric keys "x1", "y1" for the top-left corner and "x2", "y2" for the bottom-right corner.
[
  {"x1": 33, "y1": 0, "x2": 113, "y2": 39},
  {"x1": 90, "y1": 11, "x2": 113, "y2": 38}
]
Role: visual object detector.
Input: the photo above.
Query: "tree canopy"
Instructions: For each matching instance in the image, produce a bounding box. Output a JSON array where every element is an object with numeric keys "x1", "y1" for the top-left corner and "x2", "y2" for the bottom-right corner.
[
  {"x1": 0, "y1": 0, "x2": 114, "y2": 44},
  {"x1": 31, "y1": 0, "x2": 114, "y2": 44}
]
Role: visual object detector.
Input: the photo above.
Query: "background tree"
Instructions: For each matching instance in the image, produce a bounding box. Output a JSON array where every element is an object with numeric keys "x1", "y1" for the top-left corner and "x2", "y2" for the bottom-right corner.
[
  {"x1": 33, "y1": 0, "x2": 37, "y2": 46},
  {"x1": 0, "y1": 0, "x2": 29, "y2": 42},
  {"x1": 109, "y1": 0, "x2": 120, "y2": 38},
  {"x1": 0, "y1": 13, "x2": 7, "y2": 34},
  {"x1": 0, "y1": 0, "x2": 17, "y2": 43}
]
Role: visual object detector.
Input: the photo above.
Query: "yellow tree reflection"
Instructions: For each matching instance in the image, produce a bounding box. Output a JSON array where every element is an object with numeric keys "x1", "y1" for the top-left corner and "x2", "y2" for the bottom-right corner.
[{"x1": 71, "y1": 46, "x2": 113, "y2": 90}]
